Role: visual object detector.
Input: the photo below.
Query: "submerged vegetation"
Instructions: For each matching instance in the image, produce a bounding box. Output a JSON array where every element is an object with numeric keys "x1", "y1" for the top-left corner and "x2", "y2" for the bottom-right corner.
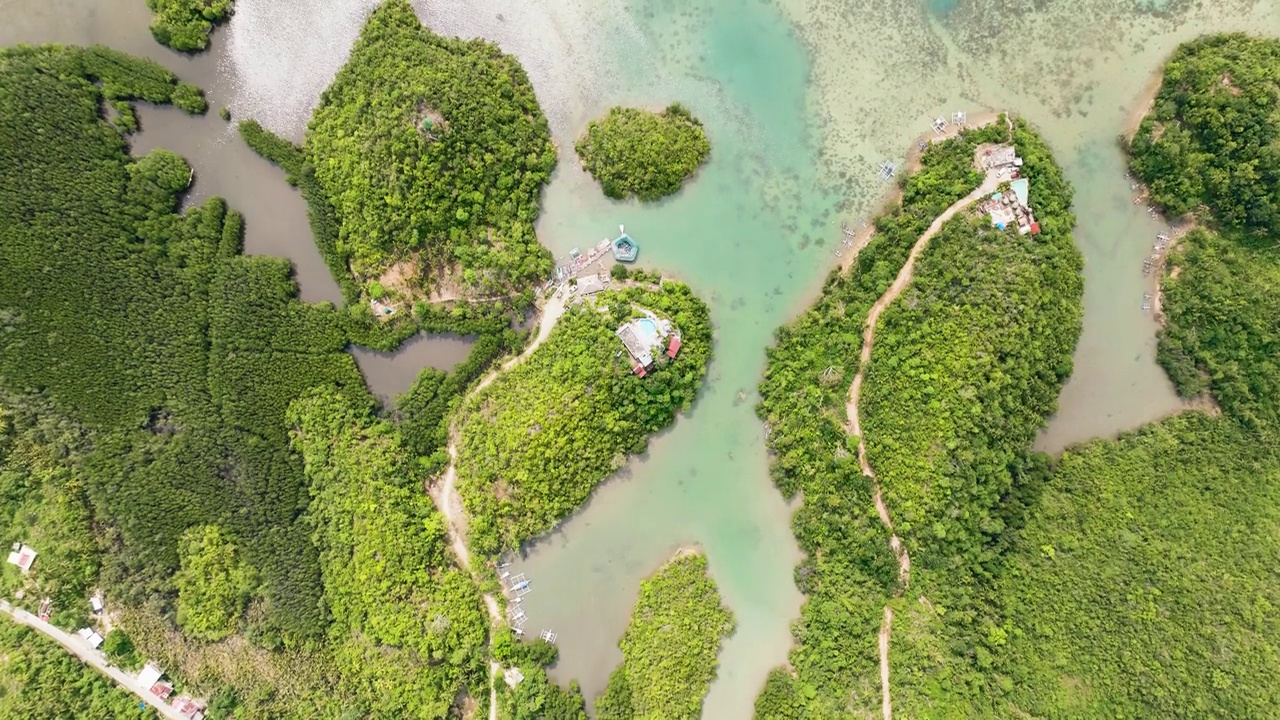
[
  {"x1": 596, "y1": 552, "x2": 735, "y2": 720},
  {"x1": 575, "y1": 104, "x2": 711, "y2": 201},
  {"x1": 146, "y1": 0, "x2": 234, "y2": 52},
  {"x1": 301, "y1": 0, "x2": 556, "y2": 297},
  {"x1": 454, "y1": 281, "x2": 712, "y2": 555}
]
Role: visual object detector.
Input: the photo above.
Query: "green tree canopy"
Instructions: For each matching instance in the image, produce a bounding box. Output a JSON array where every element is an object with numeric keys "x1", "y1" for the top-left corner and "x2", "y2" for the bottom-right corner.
[
  {"x1": 575, "y1": 104, "x2": 711, "y2": 201},
  {"x1": 146, "y1": 0, "x2": 234, "y2": 52},
  {"x1": 174, "y1": 524, "x2": 254, "y2": 642},
  {"x1": 596, "y1": 552, "x2": 734, "y2": 720},
  {"x1": 1129, "y1": 34, "x2": 1280, "y2": 237},
  {"x1": 304, "y1": 0, "x2": 556, "y2": 295}
]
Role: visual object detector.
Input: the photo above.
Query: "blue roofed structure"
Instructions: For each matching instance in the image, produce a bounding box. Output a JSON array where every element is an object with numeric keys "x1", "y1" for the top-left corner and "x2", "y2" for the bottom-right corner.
[{"x1": 612, "y1": 232, "x2": 638, "y2": 263}]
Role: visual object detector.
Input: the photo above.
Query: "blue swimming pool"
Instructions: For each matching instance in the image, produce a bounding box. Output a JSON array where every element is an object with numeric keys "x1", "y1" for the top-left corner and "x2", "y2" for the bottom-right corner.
[{"x1": 636, "y1": 317, "x2": 659, "y2": 344}]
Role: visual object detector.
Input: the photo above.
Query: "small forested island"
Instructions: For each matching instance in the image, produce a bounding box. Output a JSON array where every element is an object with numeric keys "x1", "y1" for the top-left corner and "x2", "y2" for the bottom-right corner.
[
  {"x1": 595, "y1": 552, "x2": 735, "y2": 719},
  {"x1": 146, "y1": 0, "x2": 234, "y2": 52},
  {"x1": 244, "y1": 0, "x2": 557, "y2": 306},
  {"x1": 454, "y1": 277, "x2": 712, "y2": 555},
  {"x1": 575, "y1": 104, "x2": 711, "y2": 201}
]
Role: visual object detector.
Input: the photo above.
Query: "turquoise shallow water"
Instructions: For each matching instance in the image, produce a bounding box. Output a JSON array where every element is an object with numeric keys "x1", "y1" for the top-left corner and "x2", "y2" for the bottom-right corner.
[{"x1": 515, "y1": 2, "x2": 831, "y2": 714}]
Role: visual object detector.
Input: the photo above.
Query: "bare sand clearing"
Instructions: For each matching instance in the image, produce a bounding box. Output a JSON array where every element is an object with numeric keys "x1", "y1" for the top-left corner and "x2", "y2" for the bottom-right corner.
[{"x1": 1124, "y1": 65, "x2": 1167, "y2": 143}]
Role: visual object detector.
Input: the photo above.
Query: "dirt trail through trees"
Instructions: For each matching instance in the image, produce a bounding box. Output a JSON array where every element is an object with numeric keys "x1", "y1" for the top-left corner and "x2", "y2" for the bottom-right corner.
[
  {"x1": 845, "y1": 163, "x2": 1003, "y2": 720},
  {"x1": 433, "y1": 289, "x2": 568, "y2": 575},
  {"x1": 420, "y1": 289, "x2": 568, "y2": 718}
]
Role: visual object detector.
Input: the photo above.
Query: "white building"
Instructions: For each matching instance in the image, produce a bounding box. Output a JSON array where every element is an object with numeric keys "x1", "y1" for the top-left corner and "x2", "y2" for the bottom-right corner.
[
  {"x1": 6, "y1": 543, "x2": 36, "y2": 573},
  {"x1": 137, "y1": 663, "x2": 164, "y2": 690},
  {"x1": 77, "y1": 627, "x2": 104, "y2": 649}
]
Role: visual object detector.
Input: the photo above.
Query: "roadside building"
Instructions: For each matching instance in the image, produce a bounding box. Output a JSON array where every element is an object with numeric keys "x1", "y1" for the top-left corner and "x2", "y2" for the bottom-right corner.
[
  {"x1": 76, "y1": 627, "x2": 104, "y2": 649},
  {"x1": 172, "y1": 695, "x2": 205, "y2": 720},
  {"x1": 137, "y1": 663, "x2": 164, "y2": 691}
]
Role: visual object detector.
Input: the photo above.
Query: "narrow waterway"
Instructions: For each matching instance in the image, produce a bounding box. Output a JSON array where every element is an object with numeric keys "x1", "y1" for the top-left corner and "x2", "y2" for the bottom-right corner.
[
  {"x1": 5, "y1": 0, "x2": 1279, "y2": 717},
  {"x1": 1, "y1": 0, "x2": 477, "y2": 397}
]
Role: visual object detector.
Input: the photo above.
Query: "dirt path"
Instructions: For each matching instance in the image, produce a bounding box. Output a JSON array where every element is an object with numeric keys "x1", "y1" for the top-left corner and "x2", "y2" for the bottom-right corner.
[
  {"x1": 489, "y1": 661, "x2": 500, "y2": 720},
  {"x1": 432, "y1": 288, "x2": 569, "y2": 575},
  {"x1": 845, "y1": 161, "x2": 1004, "y2": 720},
  {"x1": 0, "y1": 601, "x2": 190, "y2": 720},
  {"x1": 839, "y1": 111, "x2": 1003, "y2": 272},
  {"x1": 423, "y1": 289, "x2": 571, "y2": 717}
]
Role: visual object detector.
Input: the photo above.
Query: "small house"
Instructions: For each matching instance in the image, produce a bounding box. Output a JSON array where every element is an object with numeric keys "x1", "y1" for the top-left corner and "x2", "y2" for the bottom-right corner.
[
  {"x1": 77, "y1": 627, "x2": 104, "y2": 649},
  {"x1": 138, "y1": 663, "x2": 164, "y2": 691},
  {"x1": 172, "y1": 695, "x2": 205, "y2": 720},
  {"x1": 6, "y1": 543, "x2": 36, "y2": 573},
  {"x1": 667, "y1": 336, "x2": 682, "y2": 359},
  {"x1": 150, "y1": 682, "x2": 174, "y2": 700},
  {"x1": 90, "y1": 594, "x2": 104, "y2": 614},
  {"x1": 503, "y1": 667, "x2": 526, "y2": 688},
  {"x1": 575, "y1": 275, "x2": 607, "y2": 296}
]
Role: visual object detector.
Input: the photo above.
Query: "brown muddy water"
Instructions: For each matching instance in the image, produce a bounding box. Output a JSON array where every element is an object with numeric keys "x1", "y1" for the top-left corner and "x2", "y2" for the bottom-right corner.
[{"x1": 0, "y1": 0, "x2": 476, "y2": 399}]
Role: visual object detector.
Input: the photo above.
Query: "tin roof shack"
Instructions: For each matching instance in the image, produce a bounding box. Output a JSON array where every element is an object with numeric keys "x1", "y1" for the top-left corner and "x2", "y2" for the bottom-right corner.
[
  {"x1": 138, "y1": 663, "x2": 164, "y2": 691},
  {"x1": 76, "y1": 627, "x2": 104, "y2": 649},
  {"x1": 172, "y1": 695, "x2": 205, "y2": 720}
]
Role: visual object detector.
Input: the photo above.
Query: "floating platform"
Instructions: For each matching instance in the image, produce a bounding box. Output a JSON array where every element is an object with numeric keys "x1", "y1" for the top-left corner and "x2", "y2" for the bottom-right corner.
[{"x1": 612, "y1": 225, "x2": 639, "y2": 263}]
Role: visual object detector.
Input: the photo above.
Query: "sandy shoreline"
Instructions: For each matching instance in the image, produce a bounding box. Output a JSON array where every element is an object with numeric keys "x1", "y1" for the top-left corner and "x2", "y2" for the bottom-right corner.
[
  {"x1": 837, "y1": 109, "x2": 1002, "y2": 272},
  {"x1": 1124, "y1": 64, "x2": 1166, "y2": 143}
]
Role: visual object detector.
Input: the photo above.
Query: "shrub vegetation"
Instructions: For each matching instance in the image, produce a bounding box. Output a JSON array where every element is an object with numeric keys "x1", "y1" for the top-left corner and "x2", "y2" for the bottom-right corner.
[
  {"x1": 575, "y1": 104, "x2": 711, "y2": 201},
  {"x1": 595, "y1": 553, "x2": 735, "y2": 720},
  {"x1": 0, "y1": 620, "x2": 152, "y2": 719},
  {"x1": 146, "y1": 0, "x2": 233, "y2": 52},
  {"x1": 301, "y1": 0, "x2": 556, "y2": 296},
  {"x1": 287, "y1": 388, "x2": 489, "y2": 718}
]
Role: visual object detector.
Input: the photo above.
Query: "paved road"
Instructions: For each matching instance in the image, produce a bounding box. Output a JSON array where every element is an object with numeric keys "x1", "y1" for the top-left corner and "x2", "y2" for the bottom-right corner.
[{"x1": 0, "y1": 601, "x2": 188, "y2": 720}]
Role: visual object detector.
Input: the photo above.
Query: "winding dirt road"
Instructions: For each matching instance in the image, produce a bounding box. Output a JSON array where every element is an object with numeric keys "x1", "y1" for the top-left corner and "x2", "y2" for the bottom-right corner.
[
  {"x1": 844, "y1": 162, "x2": 1004, "y2": 720},
  {"x1": 432, "y1": 289, "x2": 569, "y2": 575},
  {"x1": 423, "y1": 289, "x2": 571, "y2": 718}
]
